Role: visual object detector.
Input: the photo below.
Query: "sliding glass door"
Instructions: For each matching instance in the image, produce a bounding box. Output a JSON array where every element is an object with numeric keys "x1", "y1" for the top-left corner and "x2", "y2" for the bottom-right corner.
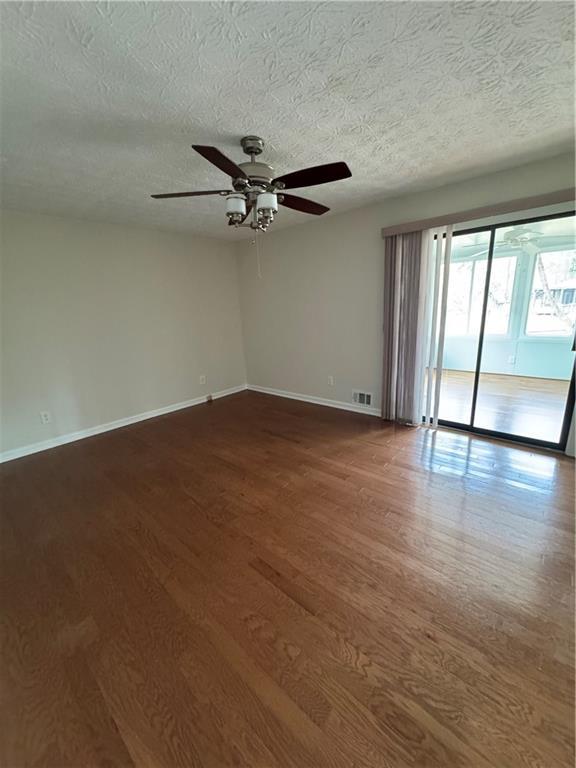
[
  {"x1": 437, "y1": 229, "x2": 491, "y2": 425},
  {"x1": 437, "y1": 211, "x2": 576, "y2": 449}
]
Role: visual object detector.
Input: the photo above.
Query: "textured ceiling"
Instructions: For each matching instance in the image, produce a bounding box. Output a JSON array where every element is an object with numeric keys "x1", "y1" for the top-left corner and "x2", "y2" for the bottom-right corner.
[{"x1": 1, "y1": 1, "x2": 574, "y2": 240}]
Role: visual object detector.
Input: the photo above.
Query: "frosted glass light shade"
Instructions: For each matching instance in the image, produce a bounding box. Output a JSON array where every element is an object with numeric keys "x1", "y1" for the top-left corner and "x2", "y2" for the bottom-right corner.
[
  {"x1": 257, "y1": 193, "x2": 278, "y2": 213},
  {"x1": 226, "y1": 195, "x2": 246, "y2": 216}
]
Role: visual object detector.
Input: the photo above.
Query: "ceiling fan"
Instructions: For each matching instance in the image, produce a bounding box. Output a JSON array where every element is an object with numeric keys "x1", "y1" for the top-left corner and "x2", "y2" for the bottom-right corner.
[
  {"x1": 460, "y1": 225, "x2": 573, "y2": 247},
  {"x1": 151, "y1": 136, "x2": 352, "y2": 231}
]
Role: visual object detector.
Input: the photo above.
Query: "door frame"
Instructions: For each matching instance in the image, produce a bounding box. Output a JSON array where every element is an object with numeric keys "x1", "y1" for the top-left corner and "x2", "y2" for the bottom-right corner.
[{"x1": 437, "y1": 209, "x2": 576, "y2": 451}]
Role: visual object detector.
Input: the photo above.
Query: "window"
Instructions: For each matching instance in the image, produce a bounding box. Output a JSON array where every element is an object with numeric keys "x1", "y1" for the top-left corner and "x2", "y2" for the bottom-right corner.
[
  {"x1": 445, "y1": 255, "x2": 515, "y2": 336},
  {"x1": 484, "y1": 256, "x2": 516, "y2": 335},
  {"x1": 525, "y1": 250, "x2": 576, "y2": 336},
  {"x1": 444, "y1": 259, "x2": 485, "y2": 336}
]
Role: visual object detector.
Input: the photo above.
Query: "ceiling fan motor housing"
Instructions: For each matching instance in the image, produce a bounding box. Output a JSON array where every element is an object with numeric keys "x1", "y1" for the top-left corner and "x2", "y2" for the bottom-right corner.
[{"x1": 235, "y1": 161, "x2": 274, "y2": 190}]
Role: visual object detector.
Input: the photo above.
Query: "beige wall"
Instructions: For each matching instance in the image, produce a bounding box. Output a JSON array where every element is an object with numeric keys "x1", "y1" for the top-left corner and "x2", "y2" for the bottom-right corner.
[
  {"x1": 2, "y1": 153, "x2": 574, "y2": 458},
  {"x1": 237, "y1": 152, "x2": 575, "y2": 411},
  {"x1": 1, "y1": 210, "x2": 246, "y2": 454}
]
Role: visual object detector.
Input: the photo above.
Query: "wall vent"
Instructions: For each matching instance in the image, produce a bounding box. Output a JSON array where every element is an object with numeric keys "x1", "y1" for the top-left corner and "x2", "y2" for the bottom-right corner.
[{"x1": 352, "y1": 390, "x2": 373, "y2": 407}]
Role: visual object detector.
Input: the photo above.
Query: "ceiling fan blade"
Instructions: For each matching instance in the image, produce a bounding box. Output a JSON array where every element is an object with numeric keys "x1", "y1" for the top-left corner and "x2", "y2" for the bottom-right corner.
[
  {"x1": 192, "y1": 145, "x2": 249, "y2": 179},
  {"x1": 151, "y1": 190, "x2": 230, "y2": 199},
  {"x1": 273, "y1": 161, "x2": 351, "y2": 190},
  {"x1": 279, "y1": 193, "x2": 329, "y2": 216}
]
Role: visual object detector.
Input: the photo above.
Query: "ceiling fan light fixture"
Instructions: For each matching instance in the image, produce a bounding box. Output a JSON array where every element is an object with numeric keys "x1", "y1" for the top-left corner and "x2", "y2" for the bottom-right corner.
[
  {"x1": 257, "y1": 192, "x2": 278, "y2": 212},
  {"x1": 256, "y1": 192, "x2": 278, "y2": 229},
  {"x1": 225, "y1": 193, "x2": 246, "y2": 224}
]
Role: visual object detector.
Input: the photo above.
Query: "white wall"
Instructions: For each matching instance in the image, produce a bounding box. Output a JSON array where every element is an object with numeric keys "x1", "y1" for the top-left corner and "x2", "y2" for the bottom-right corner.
[
  {"x1": 2, "y1": 153, "x2": 573, "y2": 459},
  {"x1": 237, "y1": 152, "x2": 575, "y2": 412},
  {"x1": 1, "y1": 210, "x2": 246, "y2": 455}
]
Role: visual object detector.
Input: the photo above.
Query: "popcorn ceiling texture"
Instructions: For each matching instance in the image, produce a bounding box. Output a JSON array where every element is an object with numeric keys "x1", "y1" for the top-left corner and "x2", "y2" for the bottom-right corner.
[{"x1": 0, "y1": 1, "x2": 573, "y2": 240}]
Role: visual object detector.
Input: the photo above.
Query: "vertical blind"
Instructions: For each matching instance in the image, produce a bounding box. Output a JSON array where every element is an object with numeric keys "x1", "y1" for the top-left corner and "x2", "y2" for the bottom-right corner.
[{"x1": 382, "y1": 225, "x2": 453, "y2": 426}]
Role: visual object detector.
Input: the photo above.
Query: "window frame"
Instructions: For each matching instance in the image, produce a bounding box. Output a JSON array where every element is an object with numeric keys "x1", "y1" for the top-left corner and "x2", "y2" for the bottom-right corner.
[
  {"x1": 438, "y1": 208, "x2": 576, "y2": 452},
  {"x1": 446, "y1": 243, "x2": 517, "y2": 340},
  {"x1": 522, "y1": 249, "x2": 576, "y2": 339}
]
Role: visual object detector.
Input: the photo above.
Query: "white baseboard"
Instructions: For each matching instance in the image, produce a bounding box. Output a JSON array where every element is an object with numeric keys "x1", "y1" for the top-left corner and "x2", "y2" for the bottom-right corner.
[
  {"x1": 0, "y1": 384, "x2": 247, "y2": 464},
  {"x1": 1, "y1": 383, "x2": 380, "y2": 464},
  {"x1": 247, "y1": 384, "x2": 381, "y2": 417}
]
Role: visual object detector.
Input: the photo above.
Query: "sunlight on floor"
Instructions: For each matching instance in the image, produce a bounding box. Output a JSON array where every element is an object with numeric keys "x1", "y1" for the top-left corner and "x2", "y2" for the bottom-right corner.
[{"x1": 438, "y1": 370, "x2": 570, "y2": 442}]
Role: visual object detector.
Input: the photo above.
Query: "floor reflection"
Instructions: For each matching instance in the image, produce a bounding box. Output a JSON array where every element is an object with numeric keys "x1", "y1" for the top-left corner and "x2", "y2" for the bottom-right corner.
[{"x1": 438, "y1": 370, "x2": 570, "y2": 443}]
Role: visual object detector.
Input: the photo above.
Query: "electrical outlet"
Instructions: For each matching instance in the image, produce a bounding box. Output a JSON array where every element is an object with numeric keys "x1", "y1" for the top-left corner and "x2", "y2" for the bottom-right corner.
[
  {"x1": 40, "y1": 411, "x2": 51, "y2": 425},
  {"x1": 328, "y1": 375, "x2": 334, "y2": 386},
  {"x1": 199, "y1": 375, "x2": 207, "y2": 385},
  {"x1": 507, "y1": 355, "x2": 516, "y2": 365}
]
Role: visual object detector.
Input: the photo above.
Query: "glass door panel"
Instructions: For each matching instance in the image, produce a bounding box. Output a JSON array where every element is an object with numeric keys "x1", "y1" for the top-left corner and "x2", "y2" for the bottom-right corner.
[
  {"x1": 473, "y1": 214, "x2": 576, "y2": 444},
  {"x1": 437, "y1": 230, "x2": 491, "y2": 425}
]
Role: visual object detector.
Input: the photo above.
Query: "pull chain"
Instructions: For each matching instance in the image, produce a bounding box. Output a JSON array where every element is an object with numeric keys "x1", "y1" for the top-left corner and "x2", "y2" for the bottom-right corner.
[{"x1": 254, "y1": 232, "x2": 262, "y2": 279}]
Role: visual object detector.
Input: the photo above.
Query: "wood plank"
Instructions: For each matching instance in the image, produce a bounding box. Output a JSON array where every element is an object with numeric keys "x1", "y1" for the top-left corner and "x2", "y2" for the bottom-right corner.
[
  {"x1": 440, "y1": 370, "x2": 571, "y2": 443},
  {"x1": 1, "y1": 390, "x2": 574, "y2": 767}
]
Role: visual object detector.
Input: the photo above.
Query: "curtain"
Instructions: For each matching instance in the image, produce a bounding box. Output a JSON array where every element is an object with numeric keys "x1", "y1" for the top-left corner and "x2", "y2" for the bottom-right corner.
[
  {"x1": 382, "y1": 226, "x2": 453, "y2": 426},
  {"x1": 381, "y1": 231, "x2": 422, "y2": 422}
]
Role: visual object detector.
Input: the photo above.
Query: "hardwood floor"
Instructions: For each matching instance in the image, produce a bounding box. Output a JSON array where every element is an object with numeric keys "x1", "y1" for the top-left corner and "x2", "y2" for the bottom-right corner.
[
  {"x1": 1, "y1": 391, "x2": 574, "y2": 767},
  {"x1": 439, "y1": 370, "x2": 571, "y2": 442}
]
